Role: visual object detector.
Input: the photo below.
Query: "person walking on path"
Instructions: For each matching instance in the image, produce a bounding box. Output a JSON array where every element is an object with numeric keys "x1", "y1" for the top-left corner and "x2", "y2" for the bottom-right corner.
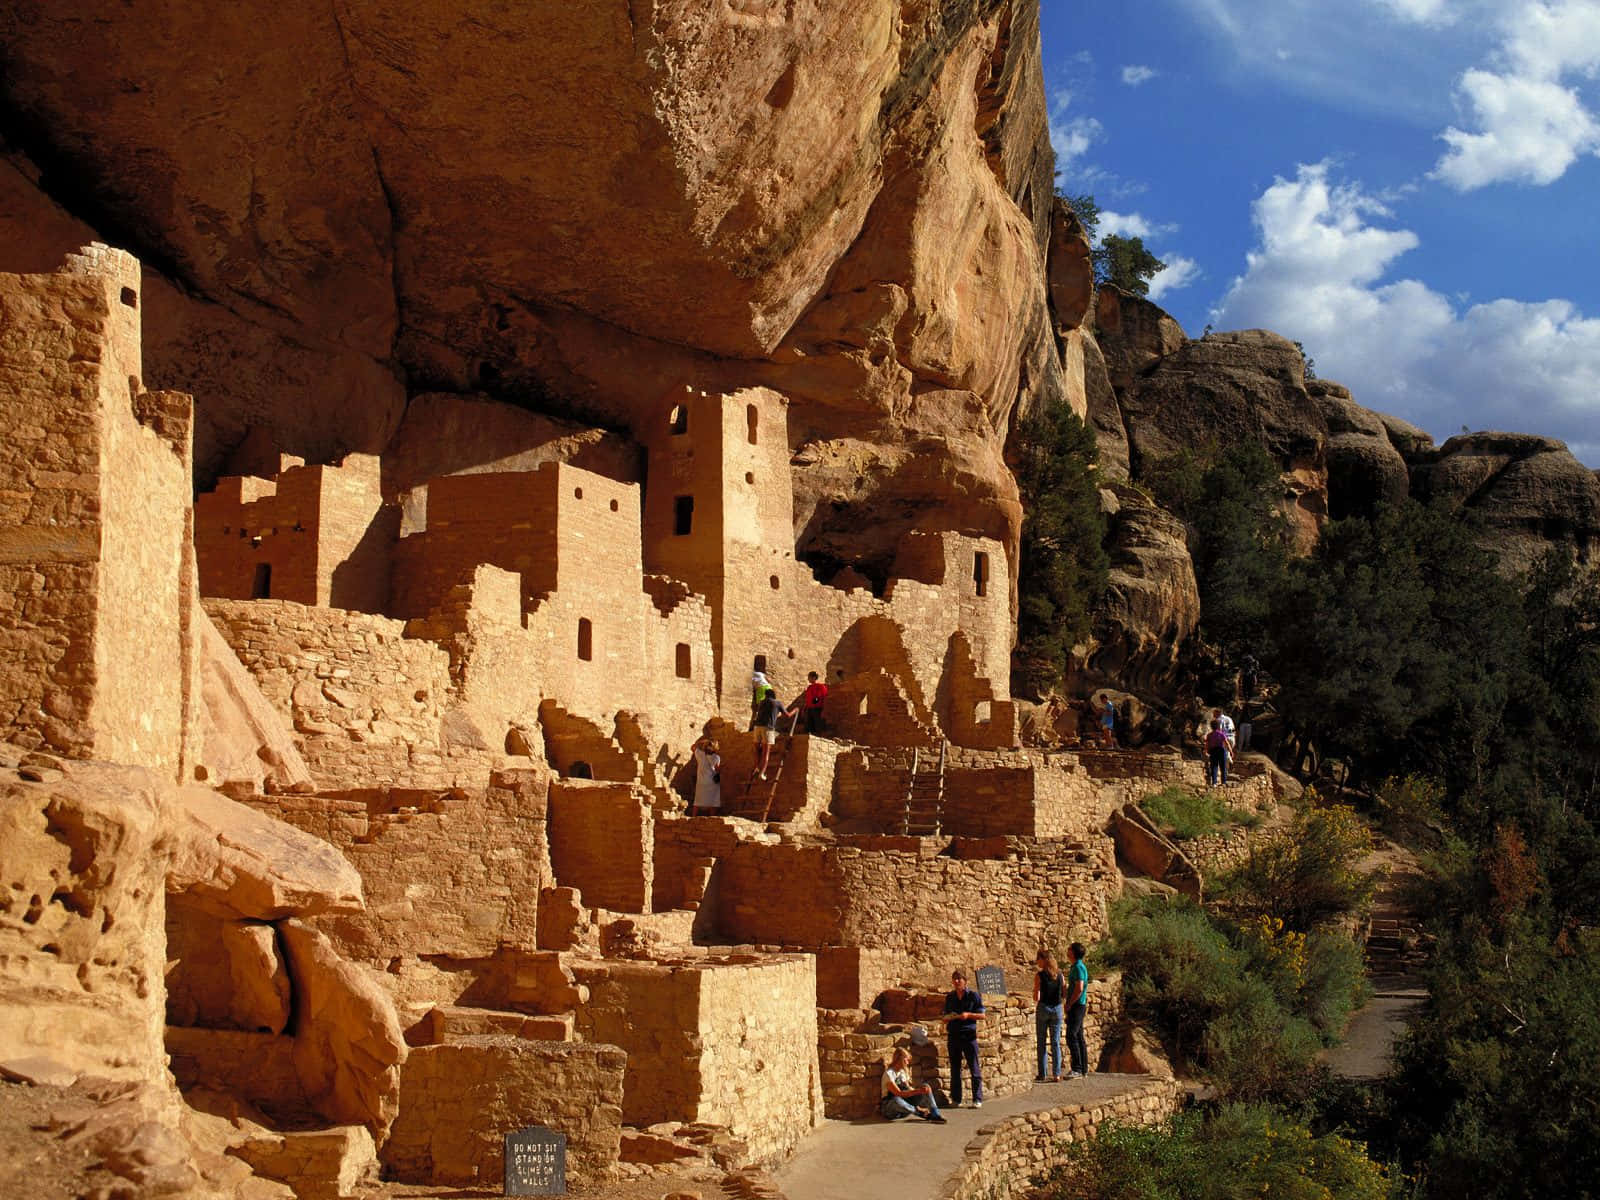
[
  {"x1": 690, "y1": 735, "x2": 721, "y2": 816},
  {"x1": 1205, "y1": 718, "x2": 1232, "y2": 787},
  {"x1": 879, "y1": 1048, "x2": 946, "y2": 1123},
  {"x1": 1033, "y1": 950, "x2": 1066, "y2": 1082},
  {"x1": 1064, "y1": 942, "x2": 1090, "y2": 1079},
  {"x1": 1098, "y1": 696, "x2": 1118, "y2": 748},
  {"x1": 1211, "y1": 706, "x2": 1236, "y2": 752},
  {"x1": 750, "y1": 687, "x2": 782, "y2": 779},
  {"x1": 787, "y1": 671, "x2": 829, "y2": 735},
  {"x1": 940, "y1": 969, "x2": 986, "y2": 1108}
]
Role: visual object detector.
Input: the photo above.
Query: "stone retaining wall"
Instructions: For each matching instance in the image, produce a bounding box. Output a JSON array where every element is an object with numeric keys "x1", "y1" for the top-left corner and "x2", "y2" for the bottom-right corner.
[{"x1": 942, "y1": 1076, "x2": 1185, "y2": 1200}]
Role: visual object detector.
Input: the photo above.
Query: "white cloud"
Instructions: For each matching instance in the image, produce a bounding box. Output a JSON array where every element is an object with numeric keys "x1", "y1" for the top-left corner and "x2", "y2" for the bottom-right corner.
[
  {"x1": 1147, "y1": 256, "x2": 1203, "y2": 301},
  {"x1": 1121, "y1": 65, "x2": 1158, "y2": 85},
  {"x1": 1371, "y1": 0, "x2": 1455, "y2": 25},
  {"x1": 1214, "y1": 162, "x2": 1600, "y2": 463},
  {"x1": 1048, "y1": 88, "x2": 1104, "y2": 170},
  {"x1": 1431, "y1": 0, "x2": 1600, "y2": 188},
  {"x1": 1098, "y1": 211, "x2": 1178, "y2": 239}
]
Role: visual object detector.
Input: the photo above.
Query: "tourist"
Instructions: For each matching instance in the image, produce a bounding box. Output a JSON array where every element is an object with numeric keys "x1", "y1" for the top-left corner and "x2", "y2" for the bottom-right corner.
[
  {"x1": 1065, "y1": 942, "x2": 1090, "y2": 1079},
  {"x1": 787, "y1": 670, "x2": 828, "y2": 735},
  {"x1": 1211, "y1": 706, "x2": 1236, "y2": 751},
  {"x1": 1098, "y1": 696, "x2": 1117, "y2": 748},
  {"x1": 1033, "y1": 950, "x2": 1066, "y2": 1082},
  {"x1": 879, "y1": 1047, "x2": 946, "y2": 1123},
  {"x1": 750, "y1": 687, "x2": 782, "y2": 779},
  {"x1": 690, "y1": 736, "x2": 721, "y2": 816},
  {"x1": 1205, "y1": 718, "x2": 1231, "y2": 787},
  {"x1": 940, "y1": 969, "x2": 985, "y2": 1108},
  {"x1": 1237, "y1": 704, "x2": 1254, "y2": 754},
  {"x1": 750, "y1": 666, "x2": 773, "y2": 723}
]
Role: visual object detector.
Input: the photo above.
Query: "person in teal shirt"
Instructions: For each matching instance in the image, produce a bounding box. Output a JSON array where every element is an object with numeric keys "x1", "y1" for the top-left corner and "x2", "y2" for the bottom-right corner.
[{"x1": 1065, "y1": 941, "x2": 1090, "y2": 1078}]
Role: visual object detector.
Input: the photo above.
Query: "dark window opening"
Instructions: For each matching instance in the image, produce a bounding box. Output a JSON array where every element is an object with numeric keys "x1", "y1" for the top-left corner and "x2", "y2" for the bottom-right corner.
[
  {"x1": 577, "y1": 618, "x2": 593, "y2": 661},
  {"x1": 675, "y1": 643, "x2": 692, "y2": 679},
  {"x1": 569, "y1": 761, "x2": 593, "y2": 780},
  {"x1": 747, "y1": 403, "x2": 759, "y2": 445},
  {"x1": 251, "y1": 563, "x2": 272, "y2": 599},
  {"x1": 119, "y1": 287, "x2": 138, "y2": 309},
  {"x1": 769, "y1": 574, "x2": 780, "y2": 590},
  {"x1": 669, "y1": 405, "x2": 689, "y2": 435},
  {"x1": 673, "y1": 495, "x2": 694, "y2": 536},
  {"x1": 973, "y1": 551, "x2": 989, "y2": 598},
  {"x1": 609, "y1": 498, "x2": 619, "y2": 512},
  {"x1": 753, "y1": 654, "x2": 768, "y2": 675}
]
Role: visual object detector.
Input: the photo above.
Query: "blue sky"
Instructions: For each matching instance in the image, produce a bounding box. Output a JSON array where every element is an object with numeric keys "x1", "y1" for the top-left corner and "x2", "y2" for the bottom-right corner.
[{"x1": 1039, "y1": 0, "x2": 1600, "y2": 464}]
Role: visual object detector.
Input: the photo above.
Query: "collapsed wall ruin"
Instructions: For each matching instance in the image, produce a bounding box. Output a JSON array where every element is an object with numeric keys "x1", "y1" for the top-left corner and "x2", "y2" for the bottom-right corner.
[{"x1": 0, "y1": 246, "x2": 1272, "y2": 1197}]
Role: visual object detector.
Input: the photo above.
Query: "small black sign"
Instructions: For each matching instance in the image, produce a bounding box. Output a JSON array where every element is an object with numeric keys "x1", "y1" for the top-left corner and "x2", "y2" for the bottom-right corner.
[
  {"x1": 505, "y1": 1126, "x2": 566, "y2": 1196},
  {"x1": 975, "y1": 964, "x2": 1006, "y2": 995}
]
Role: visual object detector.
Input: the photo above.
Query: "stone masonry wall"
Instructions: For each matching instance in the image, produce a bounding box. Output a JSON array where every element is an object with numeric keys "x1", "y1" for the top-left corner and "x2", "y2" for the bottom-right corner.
[
  {"x1": 573, "y1": 955, "x2": 821, "y2": 1164},
  {"x1": 206, "y1": 597, "x2": 497, "y2": 789},
  {"x1": 242, "y1": 768, "x2": 548, "y2": 1005},
  {"x1": 818, "y1": 974, "x2": 1125, "y2": 1119},
  {"x1": 943, "y1": 1077, "x2": 1185, "y2": 1200},
  {"x1": 714, "y1": 837, "x2": 1121, "y2": 986},
  {"x1": 547, "y1": 780, "x2": 653, "y2": 913},
  {"x1": 381, "y1": 1037, "x2": 626, "y2": 1189}
]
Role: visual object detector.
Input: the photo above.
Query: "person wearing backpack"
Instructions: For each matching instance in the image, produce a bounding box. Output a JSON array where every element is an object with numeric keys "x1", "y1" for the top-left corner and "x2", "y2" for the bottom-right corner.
[
  {"x1": 1065, "y1": 942, "x2": 1090, "y2": 1078},
  {"x1": 1033, "y1": 950, "x2": 1066, "y2": 1082},
  {"x1": 750, "y1": 687, "x2": 782, "y2": 779}
]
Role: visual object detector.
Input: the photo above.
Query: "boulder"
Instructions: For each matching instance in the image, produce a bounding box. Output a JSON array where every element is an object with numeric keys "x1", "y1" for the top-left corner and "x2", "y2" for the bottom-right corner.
[
  {"x1": 278, "y1": 920, "x2": 407, "y2": 1142},
  {"x1": 1309, "y1": 380, "x2": 1409, "y2": 519},
  {"x1": 168, "y1": 788, "x2": 364, "y2": 920},
  {"x1": 1121, "y1": 329, "x2": 1328, "y2": 547},
  {"x1": 1084, "y1": 485, "x2": 1200, "y2": 696},
  {"x1": 1411, "y1": 432, "x2": 1600, "y2": 573}
]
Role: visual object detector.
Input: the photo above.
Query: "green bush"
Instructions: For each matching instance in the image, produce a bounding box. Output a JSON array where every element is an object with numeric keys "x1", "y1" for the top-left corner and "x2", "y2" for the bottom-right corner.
[
  {"x1": 1216, "y1": 803, "x2": 1376, "y2": 933},
  {"x1": 1104, "y1": 897, "x2": 1333, "y2": 1101},
  {"x1": 1038, "y1": 1103, "x2": 1398, "y2": 1200},
  {"x1": 1139, "y1": 785, "x2": 1259, "y2": 840}
]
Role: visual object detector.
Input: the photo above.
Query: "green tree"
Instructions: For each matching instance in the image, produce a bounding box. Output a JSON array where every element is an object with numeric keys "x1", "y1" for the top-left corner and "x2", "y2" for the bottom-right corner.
[
  {"x1": 1057, "y1": 192, "x2": 1167, "y2": 297},
  {"x1": 1101, "y1": 233, "x2": 1166, "y2": 297},
  {"x1": 1011, "y1": 400, "x2": 1109, "y2": 697},
  {"x1": 1146, "y1": 443, "x2": 1294, "y2": 662}
]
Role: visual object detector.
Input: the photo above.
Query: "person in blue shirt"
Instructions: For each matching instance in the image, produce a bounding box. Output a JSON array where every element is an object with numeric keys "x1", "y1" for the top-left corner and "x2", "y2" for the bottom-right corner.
[
  {"x1": 1065, "y1": 942, "x2": 1090, "y2": 1078},
  {"x1": 940, "y1": 969, "x2": 986, "y2": 1107}
]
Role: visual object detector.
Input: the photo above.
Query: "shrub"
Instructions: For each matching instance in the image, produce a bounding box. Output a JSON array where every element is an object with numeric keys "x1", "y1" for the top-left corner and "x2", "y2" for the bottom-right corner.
[
  {"x1": 1218, "y1": 803, "x2": 1375, "y2": 933},
  {"x1": 1038, "y1": 1103, "x2": 1398, "y2": 1200},
  {"x1": 1139, "y1": 785, "x2": 1257, "y2": 840},
  {"x1": 1105, "y1": 897, "x2": 1328, "y2": 1101}
]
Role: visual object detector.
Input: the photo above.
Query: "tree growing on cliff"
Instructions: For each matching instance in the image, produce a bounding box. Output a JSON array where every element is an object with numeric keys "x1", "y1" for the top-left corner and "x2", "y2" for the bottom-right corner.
[
  {"x1": 1058, "y1": 192, "x2": 1168, "y2": 297},
  {"x1": 1011, "y1": 399, "x2": 1109, "y2": 698}
]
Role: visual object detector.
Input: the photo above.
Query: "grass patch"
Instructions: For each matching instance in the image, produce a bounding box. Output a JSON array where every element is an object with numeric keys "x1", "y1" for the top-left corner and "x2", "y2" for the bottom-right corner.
[{"x1": 1140, "y1": 785, "x2": 1261, "y2": 840}]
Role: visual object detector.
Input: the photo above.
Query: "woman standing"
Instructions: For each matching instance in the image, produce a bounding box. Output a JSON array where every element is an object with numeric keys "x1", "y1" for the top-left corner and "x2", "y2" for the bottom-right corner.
[
  {"x1": 1033, "y1": 950, "x2": 1066, "y2": 1082},
  {"x1": 691, "y1": 736, "x2": 721, "y2": 816}
]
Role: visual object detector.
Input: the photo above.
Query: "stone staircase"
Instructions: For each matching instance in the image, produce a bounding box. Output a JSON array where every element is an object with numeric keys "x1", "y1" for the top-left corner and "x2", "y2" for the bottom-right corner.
[{"x1": 900, "y1": 740, "x2": 946, "y2": 836}]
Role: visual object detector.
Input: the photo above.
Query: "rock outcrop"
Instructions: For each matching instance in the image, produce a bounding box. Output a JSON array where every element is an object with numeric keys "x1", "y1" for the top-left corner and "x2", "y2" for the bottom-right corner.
[
  {"x1": 1411, "y1": 432, "x2": 1600, "y2": 573},
  {"x1": 1310, "y1": 380, "x2": 1411, "y2": 521},
  {"x1": 0, "y1": 0, "x2": 1064, "y2": 579}
]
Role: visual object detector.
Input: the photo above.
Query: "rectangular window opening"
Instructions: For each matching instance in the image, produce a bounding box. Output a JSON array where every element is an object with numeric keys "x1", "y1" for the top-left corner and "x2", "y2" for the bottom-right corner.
[
  {"x1": 973, "y1": 551, "x2": 989, "y2": 598},
  {"x1": 577, "y1": 617, "x2": 593, "y2": 661},
  {"x1": 251, "y1": 562, "x2": 272, "y2": 599},
  {"x1": 675, "y1": 643, "x2": 692, "y2": 679},
  {"x1": 673, "y1": 495, "x2": 694, "y2": 536},
  {"x1": 746, "y1": 403, "x2": 759, "y2": 445}
]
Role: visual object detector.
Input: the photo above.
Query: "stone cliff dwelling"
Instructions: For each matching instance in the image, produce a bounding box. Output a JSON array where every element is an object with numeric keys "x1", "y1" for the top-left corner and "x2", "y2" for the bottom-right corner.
[{"x1": 0, "y1": 245, "x2": 1271, "y2": 1197}]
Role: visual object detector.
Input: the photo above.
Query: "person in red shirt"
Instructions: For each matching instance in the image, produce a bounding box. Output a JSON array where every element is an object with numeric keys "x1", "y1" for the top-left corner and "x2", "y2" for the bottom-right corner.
[{"x1": 787, "y1": 671, "x2": 828, "y2": 735}]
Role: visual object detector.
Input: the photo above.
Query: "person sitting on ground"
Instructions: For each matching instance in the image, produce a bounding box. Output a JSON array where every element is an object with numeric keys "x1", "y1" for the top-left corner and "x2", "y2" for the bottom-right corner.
[
  {"x1": 689, "y1": 735, "x2": 721, "y2": 817},
  {"x1": 1205, "y1": 718, "x2": 1231, "y2": 787},
  {"x1": 880, "y1": 1047, "x2": 946, "y2": 1123},
  {"x1": 750, "y1": 687, "x2": 782, "y2": 779},
  {"x1": 786, "y1": 670, "x2": 829, "y2": 735}
]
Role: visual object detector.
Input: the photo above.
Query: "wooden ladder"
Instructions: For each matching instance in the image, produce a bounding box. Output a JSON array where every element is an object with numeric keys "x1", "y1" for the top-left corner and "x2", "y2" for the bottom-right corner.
[
  {"x1": 732, "y1": 710, "x2": 802, "y2": 824},
  {"x1": 900, "y1": 740, "x2": 946, "y2": 836}
]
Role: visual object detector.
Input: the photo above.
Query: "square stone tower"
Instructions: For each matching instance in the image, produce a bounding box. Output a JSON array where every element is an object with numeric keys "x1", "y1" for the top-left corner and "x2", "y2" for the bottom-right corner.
[{"x1": 0, "y1": 245, "x2": 196, "y2": 775}]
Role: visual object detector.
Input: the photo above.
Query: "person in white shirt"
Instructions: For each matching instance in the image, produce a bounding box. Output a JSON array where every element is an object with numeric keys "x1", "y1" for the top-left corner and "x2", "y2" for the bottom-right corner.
[
  {"x1": 880, "y1": 1048, "x2": 946, "y2": 1123},
  {"x1": 1211, "y1": 707, "x2": 1236, "y2": 751}
]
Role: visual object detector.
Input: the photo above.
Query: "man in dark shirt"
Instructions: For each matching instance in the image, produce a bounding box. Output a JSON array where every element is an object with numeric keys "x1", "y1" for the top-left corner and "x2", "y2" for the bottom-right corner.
[{"x1": 940, "y1": 969, "x2": 986, "y2": 1107}]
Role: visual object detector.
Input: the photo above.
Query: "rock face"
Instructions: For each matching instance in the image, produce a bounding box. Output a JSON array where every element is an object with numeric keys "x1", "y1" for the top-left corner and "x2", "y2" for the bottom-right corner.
[
  {"x1": 1310, "y1": 380, "x2": 1411, "y2": 521},
  {"x1": 1411, "y1": 432, "x2": 1600, "y2": 573},
  {"x1": 0, "y1": 0, "x2": 1063, "y2": 579},
  {"x1": 1084, "y1": 485, "x2": 1200, "y2": 696}
]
